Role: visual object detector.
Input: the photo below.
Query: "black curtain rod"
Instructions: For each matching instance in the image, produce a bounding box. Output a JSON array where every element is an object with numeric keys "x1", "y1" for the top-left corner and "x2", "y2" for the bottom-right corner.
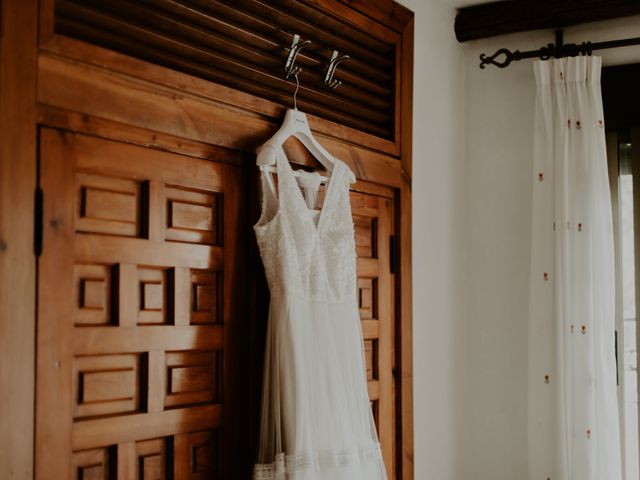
[{"x1": 480, "y1": 29, "x2": 640, "y2": 69}]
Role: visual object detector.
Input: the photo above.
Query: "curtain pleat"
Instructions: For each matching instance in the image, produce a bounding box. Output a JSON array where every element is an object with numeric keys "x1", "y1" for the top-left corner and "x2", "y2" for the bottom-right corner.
[{"x1": 528, "y1": 56, "x2": 622, "y2": 480}]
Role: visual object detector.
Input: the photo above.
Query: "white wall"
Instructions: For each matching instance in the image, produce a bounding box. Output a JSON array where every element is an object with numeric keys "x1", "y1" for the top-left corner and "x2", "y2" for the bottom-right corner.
[
  {"x1": 398, "y1": 1, "x2": 467, "y2": 479},
  {"x1": 402, "y1": 2, "x2": 640, "y2": 479}
]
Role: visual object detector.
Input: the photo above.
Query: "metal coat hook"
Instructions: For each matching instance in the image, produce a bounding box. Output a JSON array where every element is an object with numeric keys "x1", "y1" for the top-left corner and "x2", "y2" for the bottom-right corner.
[
  {"x1": 285, "y1": 34, "x2": 311, "y2": 78},
  {"x1": 324, "y1": 50, "x2": 350, "y2": 89}
]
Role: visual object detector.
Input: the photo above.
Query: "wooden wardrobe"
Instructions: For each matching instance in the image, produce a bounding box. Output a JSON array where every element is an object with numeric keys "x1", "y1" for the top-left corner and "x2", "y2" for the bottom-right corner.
[{"x1": 0, "y1": 1, "x2": 414, "y2": 478}]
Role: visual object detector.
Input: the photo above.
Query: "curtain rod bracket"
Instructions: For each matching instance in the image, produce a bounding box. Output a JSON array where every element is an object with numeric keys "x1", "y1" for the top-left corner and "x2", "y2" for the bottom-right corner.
[{"x1": 479, "y1": 29, "x2": 617, "y2": 69}]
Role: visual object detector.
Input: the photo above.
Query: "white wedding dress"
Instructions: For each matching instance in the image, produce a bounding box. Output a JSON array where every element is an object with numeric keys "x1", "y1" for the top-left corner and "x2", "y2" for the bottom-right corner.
[{"x1": 252, "y1": 148, "x2": 387, "y2": 480}]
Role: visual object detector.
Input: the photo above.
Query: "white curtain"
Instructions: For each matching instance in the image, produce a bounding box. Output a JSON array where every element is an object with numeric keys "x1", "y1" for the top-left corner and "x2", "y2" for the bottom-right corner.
[{"x1": 528, "y1": 56, "x2": 622, "y2": 480}]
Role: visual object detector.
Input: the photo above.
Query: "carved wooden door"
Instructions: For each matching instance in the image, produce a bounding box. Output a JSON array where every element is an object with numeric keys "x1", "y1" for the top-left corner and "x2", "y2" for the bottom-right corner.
[
  {"x1": 35, "y1": 128, "x2": 244, "y2": 479},
  {"x1": 351, "y1": 190, "x2": 395, "y2": 477}
]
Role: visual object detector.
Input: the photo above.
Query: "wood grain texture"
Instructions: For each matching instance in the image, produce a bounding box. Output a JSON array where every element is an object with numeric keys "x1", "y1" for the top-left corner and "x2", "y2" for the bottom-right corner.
[
  {"x1": 36, "y1": 129, "x2": 76, "y2": 480},
  {"x1": 455, "y1": 0, "x2": 640, "y2": 42},
  {"x1": 72, "y1": 405, "x2": 223, "y2": 450},
  {"x1": 398, "y1": 14, "x2": 414, "y2": 480},
  {"x1": 117, "y1": 442, "x2": 136, "y2": 480},
  {"x1": 37, "y1": 105, "x2": 251, "y2": 166},
  {"x1": 0, "y1": 1, "x2": 38, "y2": 478},
  {"x1": 147, "y1": 351, "x2": 166, "y2": 413},
  {"x1": 39, "y1": 31, "x2": 400, "y2": 155},
  {"x1": 39, "y1": 0, "x2": 57, "y2": 42},
  {"x1": 219, "y1": 130, "x2": 249, "y2": 479},
  {"x1": 37, "y1": 105, "x2": 402, "y2": 197},
  {"x1": 376, "y1": 197, "x2": 395, "y2": 476},
  {"x1": 37, "y1": 53, "x2": 403, "y2": 187}
]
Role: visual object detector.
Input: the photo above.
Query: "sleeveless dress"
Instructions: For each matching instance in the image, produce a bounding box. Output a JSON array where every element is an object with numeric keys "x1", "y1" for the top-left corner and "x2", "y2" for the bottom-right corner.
[{"x1": 252, "y1": 148, "x2": 387, "y2": 480}]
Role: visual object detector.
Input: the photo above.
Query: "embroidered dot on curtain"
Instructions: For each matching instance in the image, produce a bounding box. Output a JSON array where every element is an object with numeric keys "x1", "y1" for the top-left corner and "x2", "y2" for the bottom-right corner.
[{"x1": 528, "y1": 56, "x2": 622, "y2": 480}]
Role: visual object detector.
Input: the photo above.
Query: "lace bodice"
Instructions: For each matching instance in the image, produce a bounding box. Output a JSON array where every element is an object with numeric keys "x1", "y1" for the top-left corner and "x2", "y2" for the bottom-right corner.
[{"x1": 254, "y1": 149, "x2": 357, "y2": 303}]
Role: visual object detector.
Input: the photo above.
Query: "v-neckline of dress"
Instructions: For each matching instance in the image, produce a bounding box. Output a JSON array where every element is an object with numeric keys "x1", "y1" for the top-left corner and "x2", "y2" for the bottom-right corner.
[{"x1": 277, "y1": 147, "x2": 342, "y2": 237}]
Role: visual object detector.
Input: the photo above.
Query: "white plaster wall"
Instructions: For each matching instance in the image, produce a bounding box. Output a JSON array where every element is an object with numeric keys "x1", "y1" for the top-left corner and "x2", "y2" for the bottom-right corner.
[{"x1": 397, "y1": 1, "x2": 467, "y2": 479}]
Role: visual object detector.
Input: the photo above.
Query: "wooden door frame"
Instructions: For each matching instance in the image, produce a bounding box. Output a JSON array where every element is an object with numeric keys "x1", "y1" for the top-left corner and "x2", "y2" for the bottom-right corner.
[
  {"x1": 398, "y1": 16, "x2": 414, "y2": 479},
  {"x1": 0, "y1": 1, "x2": 414, "y2": 478},
  {"x1": 0, "y1": 1, "x2": 39, "y2": 478}
]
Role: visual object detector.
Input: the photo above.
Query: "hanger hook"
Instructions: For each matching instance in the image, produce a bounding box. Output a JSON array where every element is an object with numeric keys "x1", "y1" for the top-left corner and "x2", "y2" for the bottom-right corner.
[
  {"x1": 285, "y1": 34, "x2": 311, "y2": 78},
  {"x1": 293, "y1": 72, "x2": 300, "y2": 110},
  {"x1": 324, "y1": 50, "x2": 350, "y2": 89}
]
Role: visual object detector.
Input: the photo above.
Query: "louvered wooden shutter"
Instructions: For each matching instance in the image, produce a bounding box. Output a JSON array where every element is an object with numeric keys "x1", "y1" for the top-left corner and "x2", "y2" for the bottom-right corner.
[{"x1": 54, "y1": 0, "x2": 399, "y2": 141}]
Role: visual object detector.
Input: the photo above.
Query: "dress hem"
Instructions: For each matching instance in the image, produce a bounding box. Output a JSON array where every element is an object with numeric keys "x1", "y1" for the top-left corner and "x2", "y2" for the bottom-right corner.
[{"x1": 253, "y1": 443, "x2": 385, "y2": 479}]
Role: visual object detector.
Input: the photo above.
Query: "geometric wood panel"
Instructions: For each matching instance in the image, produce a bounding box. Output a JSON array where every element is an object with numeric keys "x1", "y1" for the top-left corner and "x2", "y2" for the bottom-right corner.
[
  {"x1": 137, "y1": 267, "x2": 172, "y2": 325},
  {"x1": 165, "y1": 350, "x2": 220, "y2": 409},
  {"x1": 190, "y1": 270, "x2": 219, "y2": 325},
  {"x1": 165, "y1": 185, "x2": 218, "y2": 245},
  {"x1": 76, "y1": 172, "x2": 143, "y2": 237},
  {"x1": 74, "y1": 264, "x2": 115, "y2": 326},
  {"x1": 136, "y1": 437, "x2": 168, "y2": 480},
  {"x1": 354, "y1": 215, "x2": 378, "y2": 258},
  {"x1": 37, "y1": 129, "x2": 242, "y2": 479},
  {"x1": 73, "y1": 353, "x2": 141, "y2": 419},
  {"x1": 357, "y1": 277, "x2": 377, "y2": 320},
  {"x1": 364, "y1": 339, "x2": 378, "y2": 381},
  {"x1": 182, "y1": 430, "x2": 219, "y2": 480},
  {"x1": 371, "y1": 399, "x2": 380, "y2": 434},
  {"x1": 72, "y1": 447, "x2": 112, "y2": 480}
]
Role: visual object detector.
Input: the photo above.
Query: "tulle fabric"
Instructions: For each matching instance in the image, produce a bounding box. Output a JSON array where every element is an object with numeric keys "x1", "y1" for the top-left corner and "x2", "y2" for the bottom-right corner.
[{"x1": 252, "y1": 149, "x2": 386, "y2": 479}]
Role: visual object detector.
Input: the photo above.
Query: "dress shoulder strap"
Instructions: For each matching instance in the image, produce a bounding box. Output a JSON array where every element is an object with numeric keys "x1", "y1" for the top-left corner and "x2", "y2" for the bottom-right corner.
[{"x1": 254, "y1": 150, "x2": 282, "y2": 229}]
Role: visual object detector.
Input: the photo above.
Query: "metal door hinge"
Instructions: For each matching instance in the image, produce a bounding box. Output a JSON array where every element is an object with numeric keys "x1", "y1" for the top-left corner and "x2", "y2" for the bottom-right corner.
[
  {"x1": 389, "y1": 234, "x2": 396, "y2": 274},
  {"x1": 34, "y1": 187, "x2": 43, "y2": 256}
]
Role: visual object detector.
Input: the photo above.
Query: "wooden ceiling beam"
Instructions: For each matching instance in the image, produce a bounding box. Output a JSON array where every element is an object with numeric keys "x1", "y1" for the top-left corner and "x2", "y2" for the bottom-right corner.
[{"x1": 455, "y1": 0, "x2": 640, "y2": 42}]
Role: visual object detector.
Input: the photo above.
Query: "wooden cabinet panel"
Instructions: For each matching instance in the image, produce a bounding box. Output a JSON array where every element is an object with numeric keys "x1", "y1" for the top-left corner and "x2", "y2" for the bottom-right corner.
[
  {"x1": 165, "y1": 186, "x2": 220, "y2": 245},
  {"x1": 36, "y1": 129, "x2": 243, "y2": 479},
  {"x1": 72, "y1": 447, "x2": 112, "y2": 480},
  {"x1": 33, "y1": 119, "x2": 405, "y2": 480},
  {"x1": 136, "y1": 438, "x2": 167, "y2": 480},
  {"x1": 351, "y1": 190, "x2": 395, "y2": 478},
  {"x1": 0, "y1": 1, "x2": 412, "y2": 479},
  {"x1": 73, "y1": 353, "x2": 141, "y2": 418}
]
